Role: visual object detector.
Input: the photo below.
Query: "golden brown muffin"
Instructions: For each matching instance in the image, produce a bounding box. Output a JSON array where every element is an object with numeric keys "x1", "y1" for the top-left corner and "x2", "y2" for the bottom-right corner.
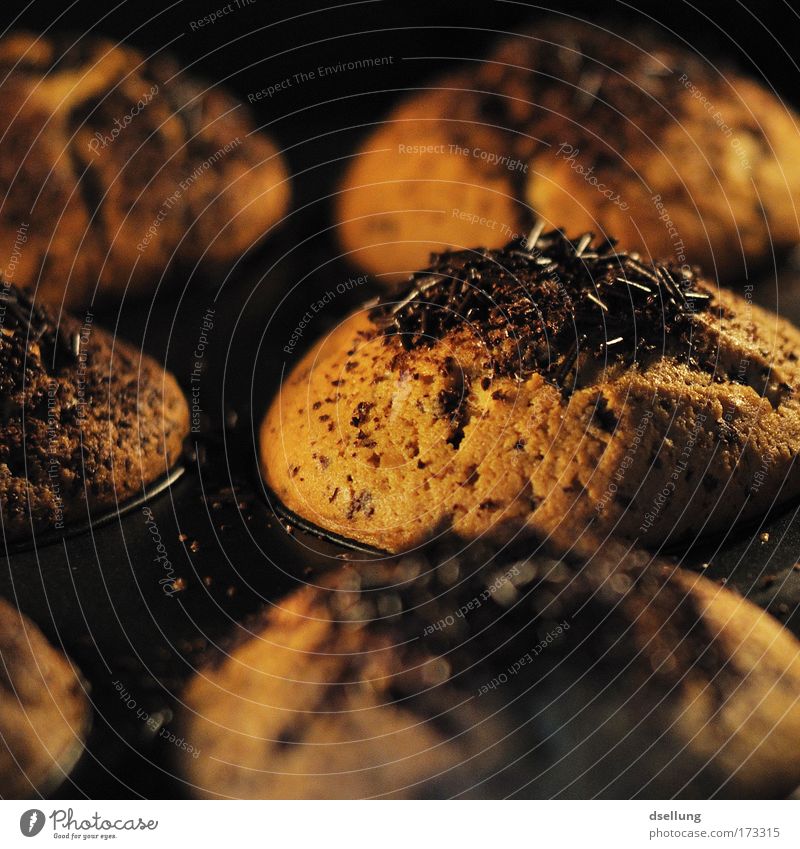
[
  {"x1": 0, "y1": 283, "x2": 188, "y2": 542},
  {"x1": 0, "y1": 32, "x2": 290, "y2": 307},
  {"x1": 176, "y1": 538, "x2": 800, "y2": 799},
  {"x1": 0, "y1": 597, "x2": 90, "y2": 797},
  {"x1": 337, "y1": 19, "x2": 800, "y2": 283},
  {"x1": 262, "y1": 231, "x2": 800, "y2": 552}
]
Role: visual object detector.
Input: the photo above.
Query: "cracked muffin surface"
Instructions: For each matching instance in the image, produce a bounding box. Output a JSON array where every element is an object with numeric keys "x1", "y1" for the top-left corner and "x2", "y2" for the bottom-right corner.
[
  {"x1": 0, "y1": 284, "x2": 188, "y2": 542},
  {"x1": 337, "y1": 19, "x2": 800, "y2": 284},
  {"x1": 261, "y1": 231, "x2": 800, "y2": 552}
]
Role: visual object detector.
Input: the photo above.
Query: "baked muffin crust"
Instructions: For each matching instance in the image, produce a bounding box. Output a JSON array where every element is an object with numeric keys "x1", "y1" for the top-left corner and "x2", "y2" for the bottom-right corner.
[
  {"x1": 178, "y1": 538, "x2": 800, "y2": 798},
  {"x1": 262, "y1": 231, "x2": 800, "y2": 552},
  {"x1": 0, "y1": 32, "x2": 290, "y2": 306},
  {"x1": 0, "y1": 283, "x2": 188, "y2": 542},
  {"x1": 337, "y1": 19, "x2": 800, "y2": 283}
]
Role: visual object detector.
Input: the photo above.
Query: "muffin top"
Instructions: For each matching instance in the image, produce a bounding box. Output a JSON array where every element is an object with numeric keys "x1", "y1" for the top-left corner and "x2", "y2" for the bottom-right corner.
[
  {"x1": 0, "y1": 282, "x2": 188, "y2": 542},
  {"x1": 466, "y1": 20, "x2": 729, "y2": 162},
  {"x1": 178, "y1": 536, "x2": 800, "y2": 798},
  {"x1": 372, "y1": 228, "x2": 715, "y2": 392},
  {"x1": 0, "y1": 31, "x2": 290, "y2": 306},
  {"x1": 262, "y1": 230, "x2": 800, "y2": 552},
  {"x1": 337, "y1": 18, "x2": 800, "y2": 282}
]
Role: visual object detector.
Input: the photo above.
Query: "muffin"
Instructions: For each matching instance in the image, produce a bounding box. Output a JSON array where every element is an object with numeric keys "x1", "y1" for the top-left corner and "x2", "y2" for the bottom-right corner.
[
  {"x1": 176, "y1": 538, "x2": 800, "y2": 799},
  {"x1": 337, "y1": 19, "x2": 800, "y2": 283},
  {"x1": 0, "y1": 597, "x2": 90, "y2": 797},
  {"x1": 261, "y1": 230, "x2": 800, "y2": 552},
  {"x1": 0, "y1": 32, "x2": 290, "y2": 307},
  {"x1": 0, "y1": 282, "x2": 189, "y2": 542}
]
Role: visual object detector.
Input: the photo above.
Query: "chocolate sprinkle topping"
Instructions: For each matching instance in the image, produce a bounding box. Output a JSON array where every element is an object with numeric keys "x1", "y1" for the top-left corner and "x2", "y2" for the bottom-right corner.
[
  {"x1": 477, "y1": 22, "x2": 700, "y2": 161},
  {"x1": 371, "y1": 228, "x2": 712, "y2": 395},
  {"x1": 0, "y1": 281, "x2": 81, "y2": 373}
]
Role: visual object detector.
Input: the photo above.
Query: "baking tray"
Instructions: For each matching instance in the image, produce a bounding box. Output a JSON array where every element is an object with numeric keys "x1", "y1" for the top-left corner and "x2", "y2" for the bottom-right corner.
[
  {"x1": 1, "y1": 219, "x2": 798, "y2": 799},
  {"x1": 4, "y1": 0, "x2": 800, "y2": 790}
]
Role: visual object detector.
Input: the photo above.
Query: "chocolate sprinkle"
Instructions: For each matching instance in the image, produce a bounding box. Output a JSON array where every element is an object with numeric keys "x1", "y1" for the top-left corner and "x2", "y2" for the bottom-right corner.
[
  {"x1": 474, "y1": 20, "x2": 716, "y2": 166},
  {"x1": 371, "y1": 229, "x2": 712, "y2": 395},
  {"x1": 0, "y1": 281, "x2": 80, "y2": 373}
]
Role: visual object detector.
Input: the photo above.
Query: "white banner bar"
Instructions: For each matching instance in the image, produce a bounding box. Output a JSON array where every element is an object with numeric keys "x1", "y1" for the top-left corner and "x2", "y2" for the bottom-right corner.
[{"x1": 0, "y1": 800, "x2": 797, "y2": 848}]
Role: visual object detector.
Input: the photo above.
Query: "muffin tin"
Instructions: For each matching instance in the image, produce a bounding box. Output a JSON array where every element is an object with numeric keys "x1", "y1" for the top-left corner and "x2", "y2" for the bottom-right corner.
[
  {"x1": 1, "y1": 224, "x2": 798, "y2": 798},
  {"x1": 3, "y1": 4, "x2": 800, "y2": 798}
]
